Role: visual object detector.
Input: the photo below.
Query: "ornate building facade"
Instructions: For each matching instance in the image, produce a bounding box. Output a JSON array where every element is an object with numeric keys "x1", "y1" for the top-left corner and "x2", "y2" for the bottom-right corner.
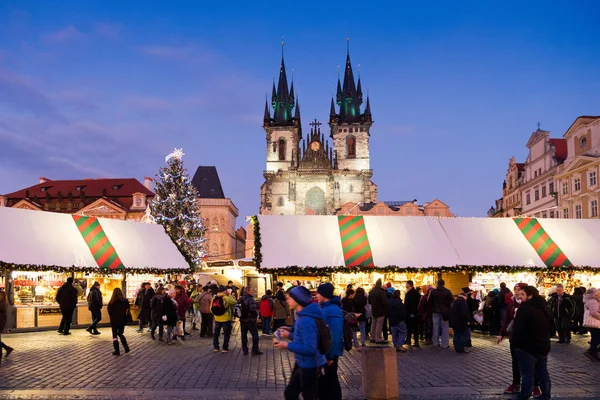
[
  {"x1": 0, "y1": 177, "x2": 154, "y2": 220},
  {"x1": 260, "y1": 50, "x2": 377, "y2": 215}
]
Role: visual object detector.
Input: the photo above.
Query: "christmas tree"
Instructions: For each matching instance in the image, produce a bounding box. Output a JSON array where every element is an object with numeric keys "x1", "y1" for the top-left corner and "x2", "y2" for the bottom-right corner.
[{"x1": 152, "y1": 148, "x2": 206, "y2": 270}]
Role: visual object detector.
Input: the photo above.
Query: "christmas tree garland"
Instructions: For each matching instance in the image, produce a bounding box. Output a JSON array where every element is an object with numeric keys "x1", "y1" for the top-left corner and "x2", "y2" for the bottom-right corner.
[
  {"x1": 252, "y1": 215, "x2": 263, "y2": 268},
  {"x1": 0, "y1": 261, "x2": 189, "y2": 275}
]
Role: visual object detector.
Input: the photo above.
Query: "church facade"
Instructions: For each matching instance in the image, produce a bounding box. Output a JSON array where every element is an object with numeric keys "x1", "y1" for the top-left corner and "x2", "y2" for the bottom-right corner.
[{"x1": 260, "y1": 49, "x2": 377, "y2": 215}]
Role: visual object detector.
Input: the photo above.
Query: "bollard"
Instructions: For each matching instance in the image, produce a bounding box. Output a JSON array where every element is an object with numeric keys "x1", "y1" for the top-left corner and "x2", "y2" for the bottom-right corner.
[{"x1": 361, "y1": 346, "x2": 399, "y2": 400}]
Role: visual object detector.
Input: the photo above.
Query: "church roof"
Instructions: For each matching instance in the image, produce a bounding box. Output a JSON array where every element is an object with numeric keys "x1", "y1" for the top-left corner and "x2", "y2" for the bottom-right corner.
[{"x1": 191, "y1": 166, "x2": 225, "y2": 199}]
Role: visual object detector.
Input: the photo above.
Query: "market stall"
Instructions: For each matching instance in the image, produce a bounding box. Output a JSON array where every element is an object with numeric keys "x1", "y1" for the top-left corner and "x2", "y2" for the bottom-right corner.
[{"x1": 0, "y1": 207, "x2": 190, "y2": 330}]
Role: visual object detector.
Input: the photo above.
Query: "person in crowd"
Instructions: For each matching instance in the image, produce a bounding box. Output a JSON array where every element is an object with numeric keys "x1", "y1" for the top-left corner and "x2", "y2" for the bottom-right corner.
[
  {"x1": 186, "y1": 283, "x2": 195, "y2": 319},
  {"x1": 368, "y1": 278, "x2": 389, "y2": 344},
  {"x1": 315, "y1": 282, "x2": 344, "y2": 399},
  {"x1": 0, "y1": 291, "x2": 13, "y2": 366},
  {"x1": 428, "y1": 279, "x2": 453, "y2": 348},
  {"x1": 512, "y1": 286, "x2": 552, "y2": 400},
  {"x1": 163, "y1": 289, "x2": 179, "y2": 345},
  {"x1": 227, "y1": 280, "x2": 239, "y2": 299},
  {"x1": 174, "y1": 285, "x2": 191, "y2": 340},
  {"x1": 354, "y1": 287, "x2": 369, "y2": 346},
  {"x1": 404, "y1": 280, "x2": 420, "y2": 347},
  {"x1": 260, "y1": 289, "x2": 274, "y2": 335},
  {"x1": 275, "y1": 281, "x2": 285, "y2": 297},
  {"x1": 197, "y1": 285, "x2": 214, "y2": 338},
  {"x1": 273, "y1": 288, "x2": 290, "y2": 330},
  {"x1": 419, "y1": 285, "x2": 433, "y2": 344},
  {"x1": 190, "y1": 284, "x2": 201, "y2": 331},
  {"x1": 483, "y1": 290, "x2": 498, "y2": 335},
  {"x1": 239, "y1": 286, "x2": 263, "y2": 355},
  {"x1": 135, "y1": 282, "x2": 155, "y2": 333},
  {"x1": 342, "y1": 288, "x2": 360, "y2": 348},
  {"x1": 107, "y1": 287, "x2": 130, "y2": 356},
  {"x1": 572, "y1": 287, "x2": 587, "y2": 335},
  {"x1": 465, "y1": 289, "x2": 480, "y2": 345},
  {"x1": 547, "y1": 284, "x2": 575, "y2": 344},
  {"x1": 274, "y1": 286, "x2": 326, "y2": 400},
  {"x1": 499, "y1": 283, "x2": 541, "y2": 396},
  {"x1": 583, "y1": 287, "x2": 600, "y2": 362},
  {"x1": 382, "y1": 282, "x2": 394, "y2": 341},
  {"x1": 497, "y1": 282, "x2": 513, "y2": 326},
  {"x1": 388, "y1": 290, "x2": 408, "y2": 352},
  {"x1": 150, "y1": 286, "x2": 165, "y2": 341},
  {"x1": 56, "y1": 277, "x2": 78, "y2": 336},
  {"x1": 211, "y1": 285, "x2": 236, "y2": 353},
  {"x1": 449, "y1": 288, "x2": 471, "y2": 353},
  {"x1": 86, "y1": 281, "x2": 103, "y2": 335}
]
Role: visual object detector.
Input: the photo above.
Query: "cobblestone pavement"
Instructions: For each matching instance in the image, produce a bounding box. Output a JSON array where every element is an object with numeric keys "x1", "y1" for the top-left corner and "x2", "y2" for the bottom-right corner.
[{"x1": 1, "y1": 322, "x2": 599, "y2": 399}]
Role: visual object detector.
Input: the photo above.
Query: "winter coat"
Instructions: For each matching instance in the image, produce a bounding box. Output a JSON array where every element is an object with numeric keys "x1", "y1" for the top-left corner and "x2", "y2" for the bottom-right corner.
[
  {"x1": 497, "y1": 287, "x2": 513, "y2": 308},
  {"x1": 175, "y1": 291, "x2": 192, "y2": 319},
  {"x1": 87, "y1": 286, "x2": 103, "y2": 311},
  {"x1": 321, "y1": 297, "x2": 344, "y2": 360},
  {"x1": 108, "y1": 298, "x2": 130, "y2": 327},
  {"x1": 288, "y1": 302, "x2": 327, "y2": 368},
  {"x1": 368, "y1": 285, "x2": 389, "y2": 318},
  {"x1": 341, "y1": 297, "x2": 355, "y2": 313},
  {"x1": 197, "y1": 291, "x2": 212, "y2": 314},
  {"x1": 573, "y1": 289, "x2": 585, "y2": 319},
  {"x1": 418, "y1": 291, "x2": 432, "y2": 322},
  {"x1": 353, "y1": 293, "x2": 368, "y2": 322},
  {"x1": 260, "y1": 295, "x2": 274, "y2": 317},
  {"x1": 135, "y1": 288, "x2": 155, "y2": 311},
  {"x1": 273, "y1": 298, "x2": 289, "y2": 320},
  {"x1": 56, "y1": 282, "x2": 78, "y2": 310},
  {"x1": 404, "y1": 288, "x2": 420, "y2": 319},
  {"x1": 150, "y1": 294, "x2": 164, "y2": 318},
  {"x1": 583, "y1": 293, "x2": 600, "y2": 324},
  {"x1": 0, "y1": 300, "x2": 7, "y2": 333},
  {"x1": 162, "y1": 296, "x2": 179, "y2": 327},
  {"x1": 499, "y1": 296, "x2": 520, "y2": 338},
  {"x1": 512, "y1": 295, "x2": 553, "y2": 356},
  {"x1": 388, "y1": 298, "x2": 407, "y2": 327},
  {"x1": 239, "y1": 294, "x2": 258, "y2": 323},
  {"x1": 547, "y1": 293, "x2": 575, "y2": 319},
  {"x1": 212, "y1": 293, "x2": 236, "y2": 323},
  {"x1": 428, "y1": 285, "x2": 453, "y2": 317},
  {"x1": 449, "y1": 296, "x2": 470, "y2": 332}
]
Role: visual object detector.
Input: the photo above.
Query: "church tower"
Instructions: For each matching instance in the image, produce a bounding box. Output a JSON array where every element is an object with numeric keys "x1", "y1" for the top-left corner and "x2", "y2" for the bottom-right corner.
[
  {"x1": 329, "y1": 42, "x2": 372, "y2": 172},
  {"x1": 264, "y1": 51, "x2": 301, "y2": 173}
]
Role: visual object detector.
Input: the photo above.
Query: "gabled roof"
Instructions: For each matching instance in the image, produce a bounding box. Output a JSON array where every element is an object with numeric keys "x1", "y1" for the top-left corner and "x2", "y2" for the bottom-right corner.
[
  {"x1": 549, "y1": 138, "x2": 568, "y2": 161},
  {"x1": 191, "y1": 166, "x2": 225, "y2": 199},
  {"x1": 4, "y1": 178, "x2": 153, "y2": 199},
  {"x1": 564, "y1": 116, "x2": 600, "y2": 137}
]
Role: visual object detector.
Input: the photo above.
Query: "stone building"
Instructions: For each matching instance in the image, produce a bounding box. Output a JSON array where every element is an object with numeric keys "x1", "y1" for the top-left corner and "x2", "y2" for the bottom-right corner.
[
  {"x1": 556, "y1": 116, "x2": 600, "y2": 219},
  {"x1": 191, "y1": 166, "x2": 246, "y2": 259},
  {"x1": 0, "y1": 177, "x2": 154, "y2": 220},
  {"x1": 520, "y1": 126, "x2": 567, "y2": 218},
  {"x1": 260, "y1": 49, "x2": 377, "y2": 215},
  {"x1": 338, "y1": 200, "x2": 454, "y2": 217},
  {"x1": 502, "y1": 157, "x2": 525, "y2": 217}
]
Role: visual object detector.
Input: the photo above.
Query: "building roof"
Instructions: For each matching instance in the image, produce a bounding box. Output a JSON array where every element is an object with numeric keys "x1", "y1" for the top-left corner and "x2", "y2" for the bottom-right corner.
[
  {"x1": 549, "y1": 138, "x2": 568, "y2": 161},
  {"x1": 191, "y1": 166, "x2": 225, "y2": 198},
  {"x1": 2, "y1": 178, "x2": 153, "y2": 211}
]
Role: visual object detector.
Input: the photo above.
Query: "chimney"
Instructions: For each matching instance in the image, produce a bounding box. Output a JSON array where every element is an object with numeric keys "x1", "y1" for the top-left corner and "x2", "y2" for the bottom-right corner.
[
  {"x1": 413, "y1": 199, "x2": 418, "y2": 205},
  {"x1": 0, "y1": 195, "x2": 7, "y2": 207},
  {"x1": 144, "y1": 176, "x2": 153, "y2": 191},
  {"x1": 39, "y1": 177, "x2": 50, "y2": 184}
]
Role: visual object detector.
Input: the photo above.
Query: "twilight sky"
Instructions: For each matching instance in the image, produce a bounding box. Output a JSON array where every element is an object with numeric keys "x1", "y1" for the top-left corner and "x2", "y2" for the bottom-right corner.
[{"x1": 1, "y1": 1, "x2": 599, "y2": 223}]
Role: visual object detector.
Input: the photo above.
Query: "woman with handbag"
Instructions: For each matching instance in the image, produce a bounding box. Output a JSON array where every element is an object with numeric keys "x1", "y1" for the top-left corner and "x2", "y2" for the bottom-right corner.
[{"x1": 583, "y1": 287, "x2": 600, "y2": 362}]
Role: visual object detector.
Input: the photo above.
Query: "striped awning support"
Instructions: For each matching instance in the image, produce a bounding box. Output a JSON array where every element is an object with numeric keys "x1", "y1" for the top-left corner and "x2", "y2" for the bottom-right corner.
[
  {"x1": 337, "y1": 215, "x2": 375, "y2": 267},
  {"x1": 72, "y1": 215, "x2": 125, "y2": 270},
  {"x1": 514, "y1": 217, "x2": 572, "y2": 267}
]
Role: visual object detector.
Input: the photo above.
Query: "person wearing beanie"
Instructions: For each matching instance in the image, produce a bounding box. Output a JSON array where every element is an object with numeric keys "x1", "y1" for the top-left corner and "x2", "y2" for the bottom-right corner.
[
  {"x1": 428, "y1": 279, "x2": 453, "y2": 348},
  {"x1": 86, "y1": 282, "x2": 103, "y2": 335},
  {"x1": 404, "y1": 280, "x2": 421, "y2": 347},
  {"x1": 274, "y1": 285, "x2": 326, "y2": 400},
  {"x1": 162, "y1": 289, "x2": 179, "y2": 345},
  {"x1": 449, "y1": 289, "x2": 470, "y2": 353},
  {"x1": 316, "y1": 282, "x2": 344, "y2": 400},
  {"x1": 211, "y1": 284, "x2": 236, "y2": 353},
  {"x1": 56, "y1": 277, "x2": 78, "y2": 335},
  {"x1": 368, "y1": 278, "x2": 389, "y2": 344},
  {"x1": 135, "y1": 282, "x2": 155, "y2": 333}
]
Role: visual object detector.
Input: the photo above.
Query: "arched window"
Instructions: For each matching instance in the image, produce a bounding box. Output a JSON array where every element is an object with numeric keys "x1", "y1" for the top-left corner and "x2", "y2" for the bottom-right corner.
[
  {"x1": 210, "y1": 243, "x2": 218, "y2": 257},
  {"x1": 278, "y1": 138, "x2": 286, "y2": 161},
  {"x1": 220, "y1": 217, "x2": 225, "y2": 230},
  {"x1": 205, "y1": 218, "x2": 210, "y2": 229},
  {"x1": 277, "y1": 197, "x2": 284, "y2": 207},
  {"x1": 347, "y1": 136, "x2": 356, "y2": 159}
]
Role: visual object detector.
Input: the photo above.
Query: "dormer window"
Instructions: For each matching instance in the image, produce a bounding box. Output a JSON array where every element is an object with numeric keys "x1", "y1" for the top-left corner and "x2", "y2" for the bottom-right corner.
[
  {"x1": 113, "y1": 184, "x2": 123, "y2": 191},
  {"x1": 76, "y1": 185, "x2": 86, "y2": 191},
  {"x1": 135, "y1": 197, "x2": 142, "y2": 207},
  {"x1": 40, "y1": 186, "x2": 51, "y2": 192}
]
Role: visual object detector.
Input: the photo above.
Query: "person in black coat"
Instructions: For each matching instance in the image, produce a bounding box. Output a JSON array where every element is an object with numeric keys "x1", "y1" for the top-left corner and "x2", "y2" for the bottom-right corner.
[
  {"x1": 449, "y1": 290, "x2": 471, "y2": 353},
  {"x1": 56, "y1": 277, "x2": 78, "y2": 335},
  {"x1": 388, "y1": 290, "x2": 407, "y2": 351},
  {"x1": 368, "y1": 279, "x2": 389, "y2": 344},
  {"x1": 162, "y1": 289, "x2": 179, "y2": 345},
  {"x1": 86, "y1": 282, "x2": 103, "y2": 335},
  {"x1": 108, "y1": 288, "x2": 130, "y2": 356},
  {"x1": 512, "y1": 286, "x2": 552, "y2": 400},
  {"x1": 135, "y1": 282, "x2": 155, "y2": 332},
  {"x1": 404, "y1": 280, "x2": 421, "y2": 347},
  {"x1": 571, "y1": 287, "x2": 586, "y2": 335},
  {"x1": 353, "y1": 287, "x2": 369, "y2": 346},
  {"x1": 150, "y1": 287, "x2": 166, "y2": 341}
]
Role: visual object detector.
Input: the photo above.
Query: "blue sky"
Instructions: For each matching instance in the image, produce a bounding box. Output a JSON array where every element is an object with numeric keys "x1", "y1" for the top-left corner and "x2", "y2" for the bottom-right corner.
[{"x1": 1, "y1": 1, "x2": 599, "y2": 223}]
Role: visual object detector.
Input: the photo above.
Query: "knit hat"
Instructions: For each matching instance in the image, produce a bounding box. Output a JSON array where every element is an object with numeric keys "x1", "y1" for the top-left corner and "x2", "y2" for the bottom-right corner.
[
  {"x1": 218, "y1": 285, "x2": 227, "y2": 293},
  {"x1": 317, "y1": 282, "x2": 335, "y2": 299},
  {"x1": 461, "y1": 287, "x2": 471, "y2": 295},
  {"x1": 93, "y1": 281, "x2": 100, "y2": 287},
  {"x1": 276, "y1": 282, "x2": 284, "y2": 288},
  {"x1": 385, "y1": 282, "x2": 392, "y2": 289},
  {"x1": 289, "y1": 286, "x2": 313, "y2": 307}
]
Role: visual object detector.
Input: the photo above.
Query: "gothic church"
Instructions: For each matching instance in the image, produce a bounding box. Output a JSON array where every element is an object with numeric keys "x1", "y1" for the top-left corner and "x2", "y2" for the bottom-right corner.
[{"x1": 260, "y1": 48, "x2": 377, "y2": 215}]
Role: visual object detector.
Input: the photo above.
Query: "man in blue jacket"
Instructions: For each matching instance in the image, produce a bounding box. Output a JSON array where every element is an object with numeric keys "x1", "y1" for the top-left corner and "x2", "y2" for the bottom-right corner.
[
  {"x1": 316, "y1": 282, "x2": 344, "y2": 400},
  {"x1": 274, "y1": 286, "x2": 326, "y2": 400}
]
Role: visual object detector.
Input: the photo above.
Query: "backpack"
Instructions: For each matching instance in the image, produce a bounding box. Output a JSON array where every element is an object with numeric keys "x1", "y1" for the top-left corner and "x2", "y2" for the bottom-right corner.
[
  {"x1": 234, "y1": 302, "x2": 243, "y2": 319},
  {"x1": 311, "y1": 317, "x2": 332, "y2": 355},
  {"x1": 364, "y1": 303, "x2": 373, "y2": 319},
  {"x1": 211, "y1": 295, "x2": 227, "y2": 316}
]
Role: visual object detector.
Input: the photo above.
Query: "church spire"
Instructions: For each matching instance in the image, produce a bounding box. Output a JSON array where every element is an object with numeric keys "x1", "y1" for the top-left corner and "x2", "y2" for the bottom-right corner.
[
  {"x1": 269, "y1": 42, "x2": 295, "y2": 126},
  {"x1": 263, "y1": 95, "x2": 271, "y2": 125},
  {"x1": 331, "y1": 39, "x2": 369, "y2": 124}
]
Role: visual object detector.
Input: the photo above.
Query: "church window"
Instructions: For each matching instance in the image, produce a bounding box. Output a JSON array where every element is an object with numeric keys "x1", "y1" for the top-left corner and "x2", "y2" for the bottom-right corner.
[
  {"x1": 205, "y1": 218, "x2": 210, "y2": 228},
  {"x1": 272, "y1": 142, "x2": 277, "y2": 152},
  {"x1": 347, "y1": 136, "x2": 356, "y2": 159},
  {"x1": 210, "y1": 244, "x2": 218, "y2": 256},
  {"x1": 278, "y1": 138, "x2": 286, "y2": 161},
  {"x1": 277, "y1": 197, "x2": 284, "y2": 207},
  {"x1": 349, "y1": 184, "x2": 354, "y2": 192},
  {"x1": 220, "y1": 217, "x2": 225, "y2": 230}
]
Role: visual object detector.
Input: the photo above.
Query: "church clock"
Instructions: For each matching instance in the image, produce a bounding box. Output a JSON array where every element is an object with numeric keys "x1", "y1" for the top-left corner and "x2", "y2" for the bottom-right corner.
[{"x1": 310, "y1": 141, "x2": 321, "y2": 151}]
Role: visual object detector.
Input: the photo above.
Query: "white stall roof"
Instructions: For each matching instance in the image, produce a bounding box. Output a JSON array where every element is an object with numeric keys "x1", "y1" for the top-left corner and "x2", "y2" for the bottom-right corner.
[{"x1": 0, "y1": 207, "x2": 190, "y2": 272}]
